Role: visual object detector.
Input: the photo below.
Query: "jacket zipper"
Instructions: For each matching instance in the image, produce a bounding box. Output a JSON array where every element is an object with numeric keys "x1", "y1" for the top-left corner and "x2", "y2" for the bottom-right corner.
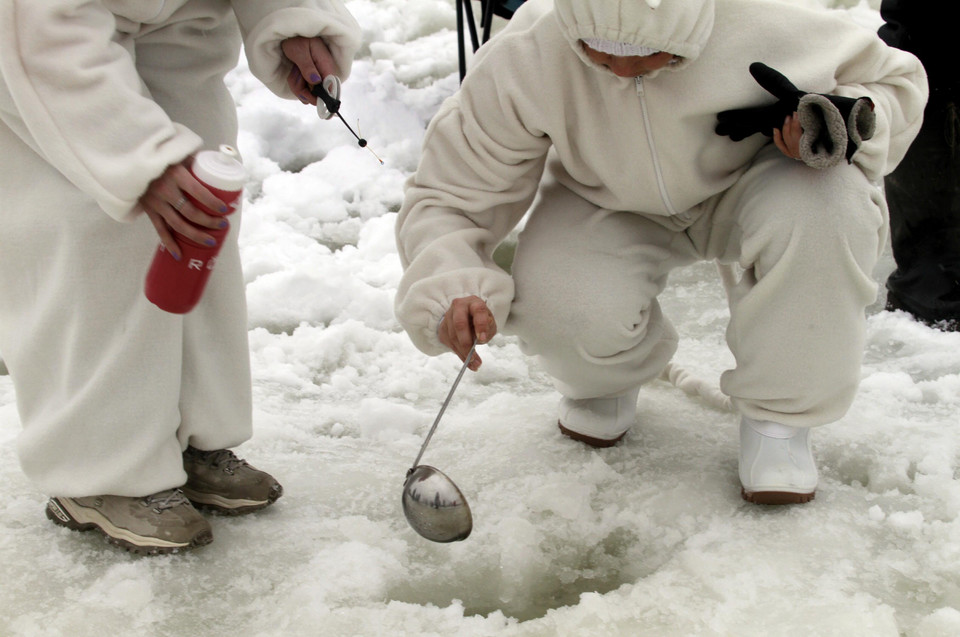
[{"x1": 636, "y1": 76, "x2": 680, "y2": 216}]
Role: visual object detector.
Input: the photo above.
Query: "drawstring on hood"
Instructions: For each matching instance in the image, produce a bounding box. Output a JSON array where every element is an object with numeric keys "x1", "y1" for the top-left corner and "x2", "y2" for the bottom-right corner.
[{"x1": 555, "y1": 0, "x2": 716, "y2": 77}]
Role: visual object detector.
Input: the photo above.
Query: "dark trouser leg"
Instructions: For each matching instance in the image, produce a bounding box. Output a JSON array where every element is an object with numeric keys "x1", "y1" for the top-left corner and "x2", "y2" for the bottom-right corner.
[{"x1": 884, "y1": 94, "x2": 960, "y2": 328}]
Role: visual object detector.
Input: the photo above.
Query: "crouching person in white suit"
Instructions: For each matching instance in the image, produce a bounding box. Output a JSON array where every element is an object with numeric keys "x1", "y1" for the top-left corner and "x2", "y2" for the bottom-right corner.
[
  {"x1": 0, "y1": 0, "x2": 360, "y2": 553},
  {"x1": 395, "y1": 0, "x2": 927, "y2": 504}
]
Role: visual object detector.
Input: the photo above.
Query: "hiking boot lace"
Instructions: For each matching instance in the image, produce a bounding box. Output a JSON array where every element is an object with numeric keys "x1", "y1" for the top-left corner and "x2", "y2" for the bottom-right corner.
[
  {"x1": 187, "y1": 448, "x2": 248, "y2": 475},
  {"x1": 142, "y1": 489, "x2": 188, "y2": 513}
]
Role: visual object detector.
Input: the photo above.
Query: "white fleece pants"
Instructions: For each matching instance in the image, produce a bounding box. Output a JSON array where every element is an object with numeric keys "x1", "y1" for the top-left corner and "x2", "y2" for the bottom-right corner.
[
  {"x1": 0, "y1": 13, "x2": 251, "y2": 497},
  {"x1": 507, "y1": 146, "x2": 887, "y2": 427}
]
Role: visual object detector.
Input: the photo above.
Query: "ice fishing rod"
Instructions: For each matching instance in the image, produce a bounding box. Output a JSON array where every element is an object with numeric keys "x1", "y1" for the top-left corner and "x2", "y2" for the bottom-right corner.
[{"x1": 310, "y1": 75, "x2": 383, "y2": 165}]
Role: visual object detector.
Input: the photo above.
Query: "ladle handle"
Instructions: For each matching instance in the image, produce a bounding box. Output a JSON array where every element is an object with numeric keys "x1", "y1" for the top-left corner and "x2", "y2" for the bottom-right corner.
[{"x1": 411, "y1": 339, "x2": 478, "y2": 470}]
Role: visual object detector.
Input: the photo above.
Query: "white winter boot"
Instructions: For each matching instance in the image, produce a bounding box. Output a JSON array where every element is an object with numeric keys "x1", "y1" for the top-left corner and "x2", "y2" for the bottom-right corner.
[
  {"x1": 739, "y1": 416, "x2": 818, "y2": 504},
  {"x1": 557, "y1": 386, "x2": 640, "y2": 448}
]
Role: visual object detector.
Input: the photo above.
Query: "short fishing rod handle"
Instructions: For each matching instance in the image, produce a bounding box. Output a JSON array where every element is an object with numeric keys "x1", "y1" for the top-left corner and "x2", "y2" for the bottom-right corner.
[{"x1": 314, "y1": 75, "x2": 341, "y2": 120}]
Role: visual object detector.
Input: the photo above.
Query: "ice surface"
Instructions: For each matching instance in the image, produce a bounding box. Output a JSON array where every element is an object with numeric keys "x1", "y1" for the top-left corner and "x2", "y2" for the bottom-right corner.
[{"x1": 2, "y1": 1, "x2": 958, "y2": 636}]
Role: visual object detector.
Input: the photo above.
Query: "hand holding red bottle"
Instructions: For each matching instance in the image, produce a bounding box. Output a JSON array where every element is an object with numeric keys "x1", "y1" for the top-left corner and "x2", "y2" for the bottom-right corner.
[
  {"x1": 143, "y1": 145, "x2": 245, "y2": 314},
  {"x1": 140, "y1": 159, "x2": 233, "y2": 260}
]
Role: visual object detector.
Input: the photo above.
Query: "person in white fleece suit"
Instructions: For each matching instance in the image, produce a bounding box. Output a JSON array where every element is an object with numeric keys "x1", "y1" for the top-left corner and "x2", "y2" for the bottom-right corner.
[
  {"x1": 0, "y1": 0, "x2": 360, "y2": 553},
  {"x1": 395, "y1": 0, "x2": 927, "y2": 505}
]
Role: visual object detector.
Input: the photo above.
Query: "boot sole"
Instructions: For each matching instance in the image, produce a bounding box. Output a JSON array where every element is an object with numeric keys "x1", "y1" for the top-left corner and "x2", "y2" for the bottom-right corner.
[
  {"x1": 45, "y1": 498, "x2": 213, "y2": 555},
  {"x1": 181, "y1": 485, "x2": 283, "y2": 516},
  {"x1": 741, "y1": 488, "x2": 816, "y2": 505},
  {"x1": 558, "y1": 422, "x2": 625, "y2": 448}
]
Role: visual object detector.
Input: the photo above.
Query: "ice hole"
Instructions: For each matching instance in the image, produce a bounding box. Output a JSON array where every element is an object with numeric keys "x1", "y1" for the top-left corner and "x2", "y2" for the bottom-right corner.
[{"x1": 386, "y1": 524, "x2": 663, "y2": 622}]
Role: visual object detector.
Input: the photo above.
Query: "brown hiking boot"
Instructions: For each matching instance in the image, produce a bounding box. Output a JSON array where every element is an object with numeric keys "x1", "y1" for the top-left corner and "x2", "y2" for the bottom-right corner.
[
  {"x1": 181, "y1": 447, "x2": 283, "y2": 515},
  {"x1": 45, "y1": 489, "x2": 213, "y2": 555}
]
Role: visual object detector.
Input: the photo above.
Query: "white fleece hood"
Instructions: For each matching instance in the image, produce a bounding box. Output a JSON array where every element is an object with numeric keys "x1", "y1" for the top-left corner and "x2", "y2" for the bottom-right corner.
[{"x1": 555, "y1": 0, "x2": 715, "y2": 73}]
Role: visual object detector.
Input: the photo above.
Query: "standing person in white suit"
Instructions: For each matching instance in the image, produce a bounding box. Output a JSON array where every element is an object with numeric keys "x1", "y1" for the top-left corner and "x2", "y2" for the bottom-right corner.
[
  {"x1": 395, "y1": 0, "x2": 927, "y2": 505},
  {"x1": 0, "y1": 0, "x2": 361, "y2": 554}
]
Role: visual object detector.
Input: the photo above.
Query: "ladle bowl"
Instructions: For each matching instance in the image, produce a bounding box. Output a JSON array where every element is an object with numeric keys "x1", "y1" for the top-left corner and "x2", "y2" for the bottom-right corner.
[
  {"x1": 402, "y1": 465, "x2": 472, "y2": 543},
  {"x1": 401, "y1": 339, "x2": 477, "y2": 543}
]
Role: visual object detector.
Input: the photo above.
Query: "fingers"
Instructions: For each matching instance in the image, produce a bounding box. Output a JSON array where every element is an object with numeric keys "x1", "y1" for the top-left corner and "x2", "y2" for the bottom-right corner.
[
  {"x1": 282, "y1": 37, "x2": 338, "y2": 106},
  {"x1": 774, "y1": 113, "x2": 803, "y2": 160},
  {"x1": 173, "y1": 163, "x2": 231, "y2": 221},
  {"x1": 749, "y1": 62, "x2": 800, "y2": 99},
  {"x1": 143, "y1": 206, "x2": 182, "y2": 259},
  {"x1": 773, "y1": 127, "x2": 788, "y2": 156},
  {"x1": 438, "y1": 296, "x2": 498, "y2": 371},
  {"x1": 305, "y1": 38, "x2": 338, "y2": 84},
  {"x1": 138, "y1": 163, "x2": 231, "y2": 253},
  {"x1": 783, "y1": 113, "x2": 803, "y2": 153},
  {"x1": 287, "y1": 65, "x2": 312, "y2": 105},
  {"x1": 282, "y1": 38, "x2": 315, "y2": 104}
]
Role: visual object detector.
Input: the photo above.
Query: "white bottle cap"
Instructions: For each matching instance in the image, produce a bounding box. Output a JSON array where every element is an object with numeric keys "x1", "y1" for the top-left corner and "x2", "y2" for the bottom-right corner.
[{"x1": 192, "y1": 144, "x2": 245, "y2": 192}]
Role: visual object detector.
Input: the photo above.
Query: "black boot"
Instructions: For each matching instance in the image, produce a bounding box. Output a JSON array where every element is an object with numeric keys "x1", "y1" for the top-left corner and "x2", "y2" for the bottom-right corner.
[{"x1": 883, "y1": 92, "x2": 960, "y2": 330}]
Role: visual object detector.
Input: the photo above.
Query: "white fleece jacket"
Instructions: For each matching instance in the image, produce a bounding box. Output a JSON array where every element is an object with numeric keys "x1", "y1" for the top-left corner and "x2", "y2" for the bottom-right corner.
[
  {"x1": 0, "y1": 0, "x2": 361, "y2": 222},
  {"x1": 395, "y1": 0, "x2": 927, "y2": 356}
]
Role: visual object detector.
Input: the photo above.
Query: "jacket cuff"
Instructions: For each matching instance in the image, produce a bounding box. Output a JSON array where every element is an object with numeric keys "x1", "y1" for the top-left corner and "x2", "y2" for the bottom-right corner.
[
  {"x1": 395, "y1": 271, "x2": 513, "y2": 357},
  {"x1": 99, "y1": 125, "x2": 203, "y2": 222},
  {"x1": 242, "y1": 7, "x2": 362, "y2": 98}
]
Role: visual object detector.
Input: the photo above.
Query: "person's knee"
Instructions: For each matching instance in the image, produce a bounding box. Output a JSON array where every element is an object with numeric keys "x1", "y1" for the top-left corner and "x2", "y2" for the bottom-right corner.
[
  {"x1": 804, "y1": 167, "x2": 886, "y2": 267},
  {"x1": 512, "y1": 289, "x2": 663, "y2": 362},
  {"x1": 744, "y1": 164, "x2": 885, "y2": 271}
]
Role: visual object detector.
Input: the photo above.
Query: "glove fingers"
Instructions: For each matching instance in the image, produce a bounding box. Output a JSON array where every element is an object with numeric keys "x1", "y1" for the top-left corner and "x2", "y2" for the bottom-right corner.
[
  {"x1": 717, "y1": 110, "x2": 763, "y2": 140},
  {"x1": 717, "y1": 105, "x2": 784, "y2": 141},
  {"x1": 749, "y1": 62, "x2": 802, "y2": 102}
]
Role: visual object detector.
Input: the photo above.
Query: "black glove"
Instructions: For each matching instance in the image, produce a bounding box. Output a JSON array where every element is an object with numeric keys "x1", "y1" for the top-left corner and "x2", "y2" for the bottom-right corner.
[{"x1": 716, "y1": 62, "x2": 876, "y2": 167}]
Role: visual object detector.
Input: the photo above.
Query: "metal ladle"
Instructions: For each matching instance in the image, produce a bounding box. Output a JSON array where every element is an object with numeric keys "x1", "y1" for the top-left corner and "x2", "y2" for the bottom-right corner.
[{"x1": 401, "y1": 340, "x2": 477, "y2": 543}]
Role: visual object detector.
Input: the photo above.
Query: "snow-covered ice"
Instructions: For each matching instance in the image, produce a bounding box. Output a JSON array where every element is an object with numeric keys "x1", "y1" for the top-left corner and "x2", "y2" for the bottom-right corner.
[{"x1": 2, "y1": 1, "x2": 959, "y2": 635}]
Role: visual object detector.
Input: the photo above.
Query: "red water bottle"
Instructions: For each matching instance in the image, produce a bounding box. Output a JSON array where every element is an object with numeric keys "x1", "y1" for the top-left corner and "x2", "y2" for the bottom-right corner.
[{"x1": 144, "y1": 144, "x2": 245, "y2": 314}]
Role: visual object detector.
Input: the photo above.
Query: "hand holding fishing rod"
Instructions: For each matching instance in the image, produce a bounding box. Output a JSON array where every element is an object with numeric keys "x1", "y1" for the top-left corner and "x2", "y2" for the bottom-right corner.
[{"x1": 280, "y1": 37, "x2": 383, "y2": 164}]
